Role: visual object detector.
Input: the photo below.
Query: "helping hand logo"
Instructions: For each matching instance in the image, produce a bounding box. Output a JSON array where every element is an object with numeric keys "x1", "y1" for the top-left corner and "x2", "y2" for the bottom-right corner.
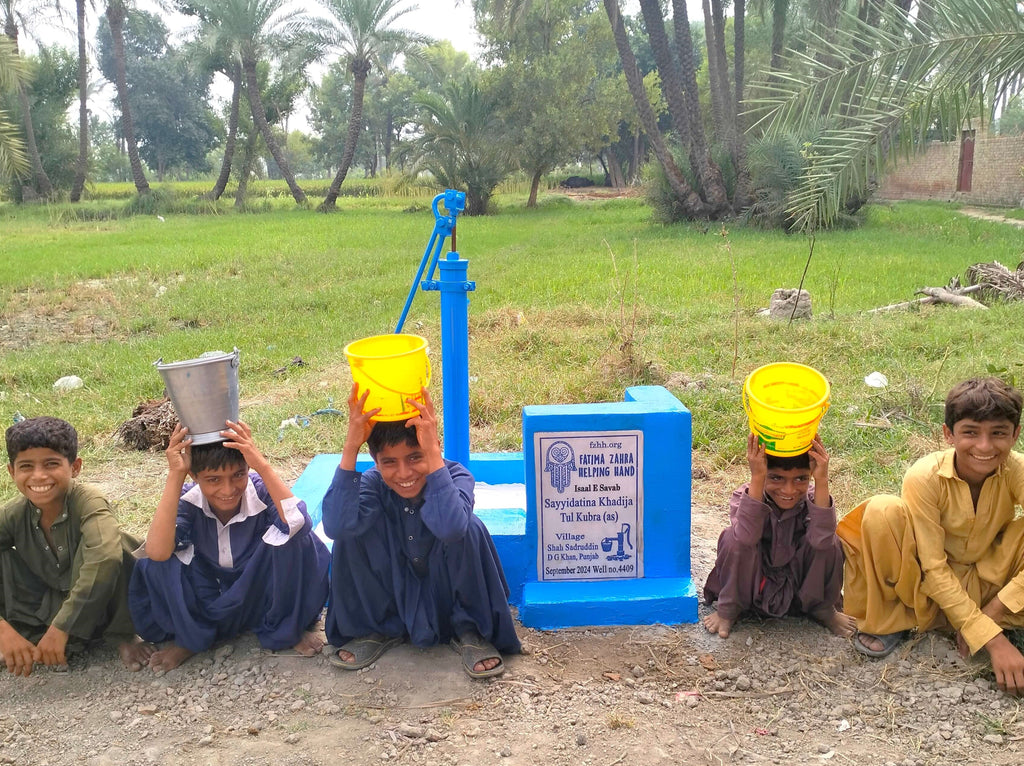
[{"x1": 544, "y1": 441, "x2": 576, "y2": 493}]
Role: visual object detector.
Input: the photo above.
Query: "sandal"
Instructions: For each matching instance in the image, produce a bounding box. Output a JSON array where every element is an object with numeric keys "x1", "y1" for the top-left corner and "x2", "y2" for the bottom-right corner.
[
  {"x1": 327, "y1": 633, "x2": 402, "y2": 671},
  {"x1": 853, "y1": 630, "x2": 906, "y2": 659},
  {"x1": 450, "y1": 629, "x2": 505, "y2": 679}
]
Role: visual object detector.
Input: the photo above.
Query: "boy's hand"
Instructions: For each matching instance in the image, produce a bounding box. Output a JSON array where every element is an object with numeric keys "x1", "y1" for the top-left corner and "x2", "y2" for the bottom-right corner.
[
  {"x1": 35, "y1": 625, "x2": 69, "y2": 668},
  {"x1": 807, "y1": 435, "x2": 830, "y2": 504},
  {"x1": 0, "y1": 620, "x2": 39, "y2": 676},
  {"x1": 405, "y1": 388, "x2": 445, "y2": 474},
  {"x1": 221, "y1": 420, "x2": 268, "y2": 472},
  {"x1": 807, "y1": 436, "x2": 829, "y2": 483},
  {"x1": 346, "y1": 383, "x2": 380, "y2": 448},
  {"x1": 746, "y1": 433, "x2": 768, "y2": 478},
  {"x1": 165, "y1": 425, "x2": 192, "y2": 475},
  {"x1": 746, "y1": 433, "x2": 767, "y2": 502},
  {"x1": 985, "y1": 633, "x2": 1024, "y2": 696}
]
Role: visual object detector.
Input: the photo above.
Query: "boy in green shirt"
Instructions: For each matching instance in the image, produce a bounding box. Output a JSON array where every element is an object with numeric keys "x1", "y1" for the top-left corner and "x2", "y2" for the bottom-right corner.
[{"x1": 0, "y1": 416, "x2": 152, "y2": 676}]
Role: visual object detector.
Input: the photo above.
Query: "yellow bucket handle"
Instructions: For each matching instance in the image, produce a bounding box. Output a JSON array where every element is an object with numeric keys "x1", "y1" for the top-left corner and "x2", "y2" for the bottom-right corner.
[{"x1": 352, "y1": 355, "x2": 432, "y2": 400}]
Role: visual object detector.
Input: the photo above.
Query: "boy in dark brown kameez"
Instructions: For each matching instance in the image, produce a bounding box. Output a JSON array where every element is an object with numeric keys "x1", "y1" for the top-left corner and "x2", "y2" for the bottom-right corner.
[
  {"x1": 0, "y1": 417, "x2": 152, "y2": 676},
  {"x1": 703, "y1": 434, "x2": 856, "y2": 639}
]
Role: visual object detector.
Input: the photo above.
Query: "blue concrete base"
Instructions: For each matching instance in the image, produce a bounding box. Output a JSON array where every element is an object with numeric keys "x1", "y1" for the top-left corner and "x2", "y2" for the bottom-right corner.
[
  {"x1": 520, "y1": 577, "x2": 698, "y2": 630},
  {"x1": 290, "y1": 385, "x2": 699, "y2": 630}
]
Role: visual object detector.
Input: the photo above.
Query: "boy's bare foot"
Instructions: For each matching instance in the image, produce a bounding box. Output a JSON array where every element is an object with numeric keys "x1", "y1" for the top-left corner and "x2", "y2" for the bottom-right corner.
[
  {"x1": 702, "y1": 611, "x2": 734, "y2": 638},
  {"x1": 289, "y1": 631, "x2": 325, "y2": 657},
  {"x1": 148, "y1": 644, "x2": 194, "y2": 673},
  {"x1": 823, "y1": 610, "x2": 857, "y2": 638},
  {"x1": 118, "y1": 637, "x2": 157, "y2": 672}
]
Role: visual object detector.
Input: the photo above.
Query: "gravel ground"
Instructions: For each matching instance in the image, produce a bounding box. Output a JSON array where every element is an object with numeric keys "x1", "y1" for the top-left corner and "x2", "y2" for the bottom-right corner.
[{"x1": 3, "y1": 503, "x2": 1023, "y2": 765}]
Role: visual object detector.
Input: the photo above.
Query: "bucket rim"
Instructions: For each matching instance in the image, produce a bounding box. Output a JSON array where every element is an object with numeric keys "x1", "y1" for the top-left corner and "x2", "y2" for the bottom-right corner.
[
  {"x1": 155, "y1": 347, "x2": 240, "y2": 370},
  {"x1": 744, "y1": 361, "x2": 830, "y2": 414},
  {"x1": 344, "y1": 333, "x2": 429, "y2": 360}
]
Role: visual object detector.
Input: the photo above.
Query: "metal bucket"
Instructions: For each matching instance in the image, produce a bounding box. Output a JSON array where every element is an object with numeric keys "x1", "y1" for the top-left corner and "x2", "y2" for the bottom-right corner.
[{"x1": 154, "y1": 349, "x2": 240, "y2": 445}]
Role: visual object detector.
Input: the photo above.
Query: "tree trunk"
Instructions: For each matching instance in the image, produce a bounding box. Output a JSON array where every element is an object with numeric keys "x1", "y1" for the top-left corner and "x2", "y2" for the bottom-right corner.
[
  {"x1": 320, "y1": 60, "x2": 370, "y2": 211},
  {"x1": 731, "y1": 0, "x2": 752, "y2": 210},
  {"x1": 709, "y1": 0, "x2": 734, "y2": 133},
  {"x1": 603, "y1": 0, "x2": 708, "y2": 217},
  {"x1": 670, "y1": 0, "x2": 730, "y2": 214},
  {"x1": 769, "y1": 0, "x2": 788, "y2": 73},
  {"x1": 702, "y1": 0, "x2": 726, "y2": 141},
  {"x1": 105, "y1": 1, "x2": 149, "y2": 195},
  {"x1": 811, "y1": 0, "x2": 845, "y2": 70},
  {"x1": 15, "y1": 85, "x2": 51, "y2": 200},
  {"x1": 527, "y1": 167, "x2": 544, "y2": 207},
  {"x1": 637, "y1": 0, "x2": 691, "y2": 152},
  {"x1": 605, "y1": 148, "x2": 625, "y2": 188},
  {"x1": 234, "y1": 129, "x2": 259, "y2": 208},
  {"x1": 632, "y1": 129, "x2": 642, "y2": 183},
  {"x1": 466, "y1": 186, "x2": 488, "y2": 216},
  {"x1": 205, "y1": 65, "x2": 241, "y2": 201},
  {"x1": 71, "y1": 0, "x2": 88, "y2": 202},
  {"x1": 5, "y1": 20, "x2": 53, "y2": 200},
  {"x1": 242, "y1": 56, "x2": 305, "y2": 204}
]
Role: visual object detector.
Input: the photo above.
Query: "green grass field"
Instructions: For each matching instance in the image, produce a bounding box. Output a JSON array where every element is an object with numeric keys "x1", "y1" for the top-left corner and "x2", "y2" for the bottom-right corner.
[{"x1": 1, "y1": 191, "x2": 1022, "y2": 528}]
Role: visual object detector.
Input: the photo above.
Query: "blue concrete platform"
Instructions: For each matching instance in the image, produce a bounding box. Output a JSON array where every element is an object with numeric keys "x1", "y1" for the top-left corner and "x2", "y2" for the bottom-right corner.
[{"x1": 291, "y1": 386, "x2": 697, "y2": 629}]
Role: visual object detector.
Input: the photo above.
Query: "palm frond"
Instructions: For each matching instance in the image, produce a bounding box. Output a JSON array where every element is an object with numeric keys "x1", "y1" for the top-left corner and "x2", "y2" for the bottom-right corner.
[
  {"x1": 749, "y1": 0, "x2": 1024, "y2": 231},
  {"x1": 0, "y1": 36, "x2": 29, "y2": 179}
]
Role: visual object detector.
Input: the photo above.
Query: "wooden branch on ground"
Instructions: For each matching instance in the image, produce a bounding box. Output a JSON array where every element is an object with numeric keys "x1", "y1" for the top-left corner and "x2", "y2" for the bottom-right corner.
[
  {"x1": 914, "y1": 286, "x2": 987, "y2": 309},
  {"x1": 867, "y1": 284, "x2": 985, "y2": 313}
]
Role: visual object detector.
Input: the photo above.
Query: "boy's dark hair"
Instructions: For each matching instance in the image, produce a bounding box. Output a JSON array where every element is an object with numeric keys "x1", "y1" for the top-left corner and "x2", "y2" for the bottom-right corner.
[
  {"x1": 367, "y1": 420, "x2": 419, "y2": 457},
  {"x1": 5, "y1": 416, "x2": 78, "y2": 464},
  {"x1": 765, "y1": 451, "x2": 811, "y2": 471},
  {"x1": 190, "y1": 442, "x2": 247, "y2": 475},
  {"x1": 945, "y1": 377, "x2": 1023, "y2": 430}
]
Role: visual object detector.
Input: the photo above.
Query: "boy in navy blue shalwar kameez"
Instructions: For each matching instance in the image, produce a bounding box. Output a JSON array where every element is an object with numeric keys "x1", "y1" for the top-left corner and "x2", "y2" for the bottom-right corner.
[
  {"x1": 323, "y1": 386, "x2": 520, "y2": 678},
  {"x1": 129, "y1": 420, "x2": 331, "y2": 673}
]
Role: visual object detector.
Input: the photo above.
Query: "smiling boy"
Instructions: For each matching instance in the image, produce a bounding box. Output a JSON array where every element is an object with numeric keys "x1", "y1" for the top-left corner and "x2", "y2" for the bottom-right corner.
[
  {"x1": 322, "y1": 385, "x2": 520, "y2": 678},
  {"x1": 1, "y1": 417, "x2": 151, "y2": 676},
  {"x1": 839, "y1": 378, "x2": 1024, "y2": 695},
  {"x1": 128, "y1": 420, "x2": 330, "y2": 672},
  {"x1": 703, "y1": 433, "x2": 855, "y2": 639}
]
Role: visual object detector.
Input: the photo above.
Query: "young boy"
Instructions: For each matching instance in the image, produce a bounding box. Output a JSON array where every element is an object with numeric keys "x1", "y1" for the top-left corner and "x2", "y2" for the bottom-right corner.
[
  {"x1": 129, "y1": 420, "x2": 330, "y2": 673},
  {"x1": 703, "y1": 433, "x2": 856, "y2": 639},
  {"x1": 1, "y1": 416, "x2": 152, "y2": 676},
  {"x1": 838, "y1": 378, "x2": 1024, "y2": 695},
  {"x1": 322, "y1": 385, "x2": 520, "y2": 678}
]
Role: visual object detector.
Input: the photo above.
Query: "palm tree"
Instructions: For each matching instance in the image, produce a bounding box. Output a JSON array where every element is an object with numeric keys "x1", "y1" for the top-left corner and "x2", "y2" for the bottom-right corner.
[
  {"x1": 104, "y1": 0, "x2": 149, "y2": 194},
  {"x1": 188, "y1": 0, "x2": 318, "y2": 205},
  {"x1": 413, "y1": 77, "x2": 510, "y2": 216},
  {"x1": 602, "y1": 0, "x2": 709, "y2": 216},
  {"x1": 754, "y1": 0, "x2": 1024, "y2": 231},
  {"x1": 317, "y1": 0, "x2": 424, "y2": 212},
  {"x1": 2, "y1": 0, "x2": 53, "y2": 199},
  {"x1": 0, "y1": 33, "x2": 29, "y2": 179},
  {"x1": 70, "y1": 0, "x2": 89, "y2": 202}
]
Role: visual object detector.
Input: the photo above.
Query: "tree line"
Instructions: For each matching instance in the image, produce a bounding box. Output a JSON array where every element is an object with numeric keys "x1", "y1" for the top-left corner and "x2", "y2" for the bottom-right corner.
[{"x1": 1, "y1": 0, "x2": 1022, "y2": 226}]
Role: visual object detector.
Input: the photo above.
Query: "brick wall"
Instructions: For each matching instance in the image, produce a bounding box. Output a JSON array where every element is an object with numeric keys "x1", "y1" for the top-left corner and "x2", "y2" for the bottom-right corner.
[{"x1": 875, "y1": 134, "x2": 1024, "y2": 207}]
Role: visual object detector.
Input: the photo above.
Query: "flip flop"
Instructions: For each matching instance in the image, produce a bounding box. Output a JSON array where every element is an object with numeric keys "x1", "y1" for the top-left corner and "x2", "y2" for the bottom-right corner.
[
  {"x1": 450, "y1": 630, "x2": 505, "y2": 679},
  {"x1": 327, "y1": 633, "x2": 402, "y2": 670},
  {"x1": 853, "y1": 630, "x2": 906, "y2": 658}
]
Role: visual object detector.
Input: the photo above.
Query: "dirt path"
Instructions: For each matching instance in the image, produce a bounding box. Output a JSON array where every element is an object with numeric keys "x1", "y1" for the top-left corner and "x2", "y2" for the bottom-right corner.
[
  {"x1": 4, "y1": 501, "x2": 1024, "y2": 766},
  {"x1": 959, "y1": 208, "x2": 1024, "y2": 228}
]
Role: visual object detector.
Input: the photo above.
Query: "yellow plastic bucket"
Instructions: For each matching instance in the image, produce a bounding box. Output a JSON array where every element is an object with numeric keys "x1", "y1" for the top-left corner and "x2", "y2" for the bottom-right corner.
[
  {"x1": 344, "y1": 334, "x2": 432, "y2": 421},
  {"x1": 743, "y1": 362, "x2": 830, "y2": 456}
]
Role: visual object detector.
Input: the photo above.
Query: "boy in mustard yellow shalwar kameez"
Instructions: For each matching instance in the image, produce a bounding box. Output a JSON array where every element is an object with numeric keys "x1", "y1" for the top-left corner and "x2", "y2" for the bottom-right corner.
[{"x1": 838, "y1": 378, "x2": 1024, "y2": 696}]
